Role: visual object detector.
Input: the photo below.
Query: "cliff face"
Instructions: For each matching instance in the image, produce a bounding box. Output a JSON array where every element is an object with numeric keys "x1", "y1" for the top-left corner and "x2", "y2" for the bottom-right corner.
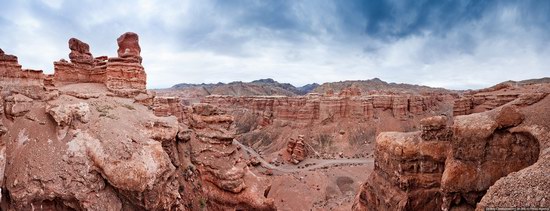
[
  {"x1": 202, "y1": 93, "x2": 447, "y2": 123},
  {"x1": 354, "y1": 82, "x2": 550, "y2": 211},
  {"x1": 353, "y1": 116, "x2": 451, "y2": 211},
  {"x1": 0, "y1": 49, "x2": 44, "y2": 99},
  {"x1": 453, "y1": 80, "x2": 548, "y2": 116},
  {"x1": 0, "y1": 33, "x2": 275, "y2": 210}
]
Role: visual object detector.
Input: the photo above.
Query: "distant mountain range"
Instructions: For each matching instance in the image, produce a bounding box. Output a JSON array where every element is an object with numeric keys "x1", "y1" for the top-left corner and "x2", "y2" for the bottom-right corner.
[
  {"x1": 166, "y1": 78, "x2": 319, "y2": 97},
  {"x1": 313, "y1": 78, "x2": 450, "y2": 94},
  {"x1": 161, "y1": 77, "x2": 550, "y2": 98}
]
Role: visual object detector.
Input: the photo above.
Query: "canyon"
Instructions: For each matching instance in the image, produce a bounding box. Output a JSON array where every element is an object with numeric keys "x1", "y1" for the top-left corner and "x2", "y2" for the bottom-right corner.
[{"x1": 1, "y1": 32, "x2": 549, "y2": 210}]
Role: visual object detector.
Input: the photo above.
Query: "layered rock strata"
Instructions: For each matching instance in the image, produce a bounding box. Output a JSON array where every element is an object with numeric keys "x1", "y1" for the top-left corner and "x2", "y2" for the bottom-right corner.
[
  {"x1": 355, "y1": 88, "x2": 549, "y2": 210},
  {"x1": 0, "y1": 33, "x2": 275, "y2": 210},
  {"x1": 0, "y1": 48, "x2": 45, "y2": 99},
  {"x1": 202, "y1": 93, "x2": 445, "y2": 123},
  {"x1": 453, "y1": 82, "x2": 549, "y2": 116},
  {"x1": 186, "y1": 103, "x2": 275, "y2": 210},
  {"x1": 286, "y1": 135, "x2": 307, "y2": 164},
  {"x1": 440, "y1": 106, "x2": 540, "y2": 210},
  {"x1": 53, "y1": 33, "x2": 146, "y2": 97},
  {"x1": 353, "y1": 116, "x2": 451, "y2": 210}
]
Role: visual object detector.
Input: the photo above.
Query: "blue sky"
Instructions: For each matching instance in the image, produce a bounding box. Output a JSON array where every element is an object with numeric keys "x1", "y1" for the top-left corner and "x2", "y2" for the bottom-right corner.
[{"x1": 1, "y1": 0, "x2": 549, "y2": 89}]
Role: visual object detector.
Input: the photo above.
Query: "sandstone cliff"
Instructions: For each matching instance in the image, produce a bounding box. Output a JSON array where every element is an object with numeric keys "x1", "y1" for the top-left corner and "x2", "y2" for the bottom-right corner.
[
  {"x1": 202, "y1": 92, "x2": 448, "y2": 123},
  {"x1": 354, "y1": 82, "x2": 550, "y2": 210}
]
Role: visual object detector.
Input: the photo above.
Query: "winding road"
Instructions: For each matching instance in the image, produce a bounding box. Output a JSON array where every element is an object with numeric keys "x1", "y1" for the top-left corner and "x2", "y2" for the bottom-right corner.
[{"x1": 233, "y1": 140, "x2": 374, "y2": 173}]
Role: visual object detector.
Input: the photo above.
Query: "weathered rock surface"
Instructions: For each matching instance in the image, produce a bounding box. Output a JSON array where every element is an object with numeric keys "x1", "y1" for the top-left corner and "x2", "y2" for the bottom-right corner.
[
  {"x1": 4, "y1": 94, "x2": 33, "y2": 118},
  {"x1": 354, "y1": 83, "x2": 550, "y2": 211},
  {"x1": 453, "y1": 81, "x2": 550, "y2": 116},
  {"x1": 117, "y1": 32, "x2": 142, "y2": 61},
  {"x1": 0, "y1": 33, "x2": 276, "y2": 211},
  {"x1": 353, "y1": 121, "x2": 450, "y2": 211},
  {"x1": 186, "y1": 103, "x2": 275, "y2": 210},
  {"x1": 203, "y1": 93, "x2": 446, "y2": 123},
  {"x1": 441, "y1": 105, "x2": 540, "y2": 210},
  {"x1": 286, "y1": 135, "x2": 307, "y2": 164},
  {"x1": 68, "y1": 38, "x2": 94, "y2": 64},
  {"x1": 0, "y1": 49, "x2": 45, "y2": 99},
  {"x1": 53, "y1": 33, "x2": 146, "y2": 97}
]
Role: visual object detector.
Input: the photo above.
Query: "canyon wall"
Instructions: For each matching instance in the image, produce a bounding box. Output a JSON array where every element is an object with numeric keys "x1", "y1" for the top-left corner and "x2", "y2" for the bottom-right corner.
[
  {"x1": 353, "y1": 116, "x2": 451, "y2": 210},
  {"x1": 0, "y1": 48, "x2": 45, "y2": 99},
  {"x1": 355, "y1": 83, "x2": 550, "y2": 210},
  {"x1": 53, "y1": 32, "x2": 146, "y2": 97},
  {"x1": 202, "y1": 92, "x2": 447, "y2": 123},
  {"x1": 0, "y1": 33, "x2": 275, "y2": 210}
]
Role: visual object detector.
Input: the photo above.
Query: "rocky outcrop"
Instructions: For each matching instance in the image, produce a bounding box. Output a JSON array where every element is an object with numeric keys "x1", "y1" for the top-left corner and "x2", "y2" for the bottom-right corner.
[
  {"x1": 355, "y1": 88, "x2": 549, "y2": 210},
  {"x1": 440, "y1": 106, "x2": 539, "y2": 210},
  {"x1": 453, "y1": 84, "x2": 549, "y2": 116},
  {"x1": 151, "y1": 96, "x2": 184, "y2": 121},
  {"x1": 0, "y1": 49, "x2": 45, "y2": 99},
  {"x1": 53, "y1": 33, "x2": 146, "y2": 97},
  {"x1": 105, "y1": 33, "x2": 146, "y2": 97},
  {"x1": 420, "y1": 115, "x2": 452, "y2": 141},
  {"x1": 353, "y1": 116, "x2": 451, "y2": 211},
  {"x1": 4, "y1": 94, "x2": 33, "y2": 118},
  {"x1": 116, "y1": 32, "x2": 142, "y2": 62},
  {"x1": 0, "y1": 33, "x2": 275, "y2": 210},
  {"x1": 69, "y1": 38, "x2": 94, "y2": 64},
  {"x1": 54, "y1": 38, "x2": 107, "y2": 84},
  {"x1": 286, "y1": 135, "x2": 307, "y2": 164},
  {"x1": 186, "y1": 103, "x2": 275, "y2": 210},
  {"x1": 202, "y1": 93, "x2": 446, "y2": 124}
]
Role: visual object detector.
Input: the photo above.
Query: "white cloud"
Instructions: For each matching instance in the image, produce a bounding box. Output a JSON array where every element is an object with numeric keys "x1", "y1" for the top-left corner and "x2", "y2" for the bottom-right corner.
[{"x1": 1, "y1": 0, "x2": 549, "y2": 90}]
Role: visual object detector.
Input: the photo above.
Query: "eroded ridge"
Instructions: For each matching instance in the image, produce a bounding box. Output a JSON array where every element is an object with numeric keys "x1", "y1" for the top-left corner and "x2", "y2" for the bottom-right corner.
[
  {"x1": 0, "y1": 33, "x2": 275, "y2": 210},
  {"x1": 354, "y1": 83, "x2": 550, "y2": 211}
]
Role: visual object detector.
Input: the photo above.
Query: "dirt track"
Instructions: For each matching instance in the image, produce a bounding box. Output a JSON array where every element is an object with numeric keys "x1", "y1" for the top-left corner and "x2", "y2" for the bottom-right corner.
[{"x1": 233, "y1": 140, "x2": 374, "y2": 173}]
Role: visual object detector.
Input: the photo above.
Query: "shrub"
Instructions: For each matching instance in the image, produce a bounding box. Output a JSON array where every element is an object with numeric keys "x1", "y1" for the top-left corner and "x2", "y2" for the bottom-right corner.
[
  {"x1": 316, "y1": 133, "x2": 333, "y2": 150},
  {"x1": 234, "y1": 111, "x2": 259, "y2": 134},
  {"x1": 349, "y1": 127, "x2": 376, "y2": 146}
]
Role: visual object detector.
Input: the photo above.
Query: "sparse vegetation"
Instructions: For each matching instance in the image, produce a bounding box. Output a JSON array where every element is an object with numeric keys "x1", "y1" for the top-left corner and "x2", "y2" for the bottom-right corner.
[
  {"x1": 240, "y1": 127, "x2": 282, "y2": 148},
  {"x1": 315, "y1": 133, "x2": 333, "y2": 150},
  {"x1": 96, "y1": 105, "x2": 118, "y2": 119},
  {"x1": 349, "y1": 127, "x2": 376, "y2": 146},
  {"x1": 122, "y1": 104, "x2": 135, "y2": 110},
  {"x1": 199, "y1": 198, "x2": 207, "y2": 209},
  {"x1": 234, "y1": 110, "x2": 259, "y2": 134}
]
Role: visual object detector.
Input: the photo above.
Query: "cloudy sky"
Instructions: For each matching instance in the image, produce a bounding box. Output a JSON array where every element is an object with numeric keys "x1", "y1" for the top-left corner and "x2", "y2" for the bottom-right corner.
[{"x1": 1, "y1": 0, "x2": 549, "y2": 89}]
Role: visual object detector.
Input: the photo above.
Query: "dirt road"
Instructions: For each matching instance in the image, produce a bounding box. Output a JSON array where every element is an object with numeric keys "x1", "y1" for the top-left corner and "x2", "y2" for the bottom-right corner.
[{"x1": 233, "y1": 140, "x2": 373, "y2": 173}]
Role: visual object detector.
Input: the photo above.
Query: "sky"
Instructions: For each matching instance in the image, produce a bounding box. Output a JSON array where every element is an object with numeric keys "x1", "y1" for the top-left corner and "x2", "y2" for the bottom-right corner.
[{"x1": 1, "y1": 0, "x2": 549, "y2": 89}]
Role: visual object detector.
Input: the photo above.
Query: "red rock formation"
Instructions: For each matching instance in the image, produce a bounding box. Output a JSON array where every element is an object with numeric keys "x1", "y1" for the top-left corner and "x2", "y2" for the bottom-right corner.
[
  {"x1": 151, "y1": 96, "x2": 185, "y2": 122},
  {"x1": 186, "y1": 103, "x2": 275, "y2": 210},
  {"x1": 53, "y1": 33, "x2": 146, "y2": 97},
  {"x1": 452, "y1": 83, "x2": 549, "y2": 116},
  {"x1": 203, "y1": 93, "x2": 446, "y2": 123},
  {"x1": 0, "y1": 33, "x2": 275, "y2": 210},
  {"x1": 353, "y1": 117, "x2": 451, "y2": 211},
  {"x1": 354, "y1": 84, "x2": 550, "y2": 210},
  {"x1": 338, "y1": 86, "x2": 361, "y2": 97},
  {"x1": 0, "y1": 48, "x2": 45, "y2": 99},
  {"x1": 117, "y1": 32, "x2": 142, "y2": 62},
  {"x1": 440, "y1": 105, "x2": 539, "y2": 210},
  {"x1": 4, "y1": 94, "x2": 33, "y2": 118},
  {"x1": 68, "y1": 38, "x2": 93, "y2": 64},
  {"x1": 420, "y1": 115, "x2": 452, "y2": 141},
  {"x1": 105, "y1": 33, "x2": 146, "y2": 97},
  {"x1": 286, "y1": 135, "x2": 307, "y2": 164}
]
